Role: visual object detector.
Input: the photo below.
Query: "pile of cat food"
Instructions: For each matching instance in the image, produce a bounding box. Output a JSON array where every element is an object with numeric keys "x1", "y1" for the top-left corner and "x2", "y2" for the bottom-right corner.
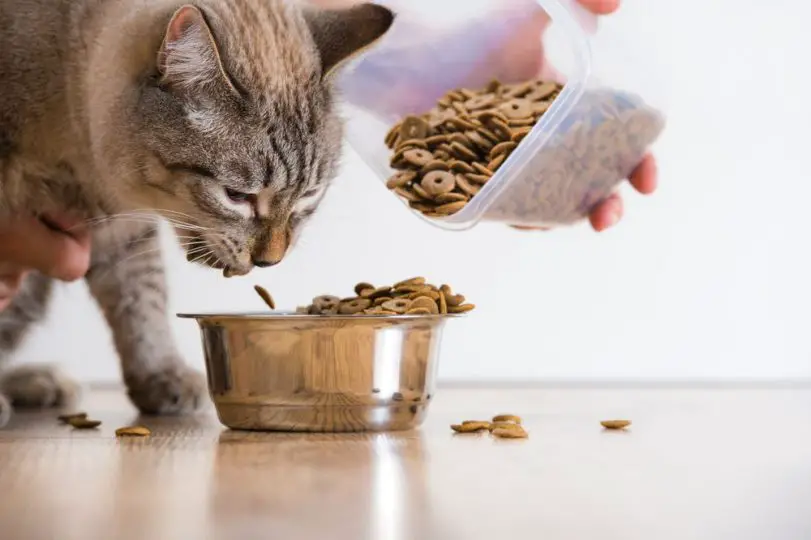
[
  {"x1": 451, "y1": 414, "x2": 528, "y2": 439},
  {"x1": 254, "y1": 277, "x2": 474, "y2": 316},
  {"x1": 384, "y1": 78, "x2": 563, "y2": 218}
]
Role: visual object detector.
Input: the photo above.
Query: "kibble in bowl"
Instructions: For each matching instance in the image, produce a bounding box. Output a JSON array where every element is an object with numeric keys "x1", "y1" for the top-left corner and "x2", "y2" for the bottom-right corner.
[{"x1": 178, "y1": 278, "x2": 473, "y2": 432}]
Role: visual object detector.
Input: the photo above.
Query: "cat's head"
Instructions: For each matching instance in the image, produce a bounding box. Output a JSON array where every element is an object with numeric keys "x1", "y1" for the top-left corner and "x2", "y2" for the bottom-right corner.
[{"x1": 131, "y1": 1, "x2": 393, "y2": 276}]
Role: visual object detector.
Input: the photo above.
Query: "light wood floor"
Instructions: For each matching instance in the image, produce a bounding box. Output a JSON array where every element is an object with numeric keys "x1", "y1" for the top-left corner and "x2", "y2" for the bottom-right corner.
[{"x1": 1, "y1": 386, "x2": 810, "y2": 540}]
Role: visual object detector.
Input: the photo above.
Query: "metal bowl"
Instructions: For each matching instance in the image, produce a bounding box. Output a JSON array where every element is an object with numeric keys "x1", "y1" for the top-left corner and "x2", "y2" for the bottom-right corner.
[{"x1": 177, "y1": 312, "x2": 458, "y2": 432}]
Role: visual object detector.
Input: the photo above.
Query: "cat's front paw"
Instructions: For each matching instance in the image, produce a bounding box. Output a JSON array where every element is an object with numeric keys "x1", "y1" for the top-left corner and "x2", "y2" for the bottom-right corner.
[
  {"x1": 0, "y1": 393, "x2": 11, "y2": 428},
  {"x1": 126, "y1": 364, "x2": 209, "y2": 415},
  {"x1": 0, "y1": 364, "x2": 81, "y2": 409}
]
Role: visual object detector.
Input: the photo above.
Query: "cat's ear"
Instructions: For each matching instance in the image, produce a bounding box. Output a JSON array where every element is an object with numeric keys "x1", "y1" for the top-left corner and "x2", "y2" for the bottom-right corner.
[
  {"x1": 304, "y1": 3, "x2": 395, "y2": 78},
  {"x1": 157, "y1": 5, "x2": 237, "y2": 93}
]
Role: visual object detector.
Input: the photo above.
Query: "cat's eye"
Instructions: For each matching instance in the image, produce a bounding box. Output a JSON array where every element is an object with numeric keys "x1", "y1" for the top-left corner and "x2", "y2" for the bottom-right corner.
[
  {"x1": 225, "y1": 188, "x2": 253, "y2": 203},
  {"x1": 303, "y1": 189, "x2": 319, "y2": 198}
]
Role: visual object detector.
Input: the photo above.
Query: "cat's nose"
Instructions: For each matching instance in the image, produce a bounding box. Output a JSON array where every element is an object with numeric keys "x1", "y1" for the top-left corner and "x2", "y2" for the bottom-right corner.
[{"x1": 252, "y1": 258, "x2": 279, "y2": 268}]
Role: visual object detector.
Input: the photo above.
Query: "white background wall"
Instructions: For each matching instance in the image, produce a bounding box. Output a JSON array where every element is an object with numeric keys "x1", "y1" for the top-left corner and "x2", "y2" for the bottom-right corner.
[{"x1": 12, "y1": 0, "x2": 810, "y2": 383}]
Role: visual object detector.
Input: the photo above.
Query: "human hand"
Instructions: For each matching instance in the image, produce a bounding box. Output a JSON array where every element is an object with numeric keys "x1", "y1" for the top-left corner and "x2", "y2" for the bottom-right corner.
[
  {"x1": 493, "y1": 0, "x2": 659, "y2": 232},
  {"x1": 0, "y1": 213, "x2": 92, "y2": 311}
]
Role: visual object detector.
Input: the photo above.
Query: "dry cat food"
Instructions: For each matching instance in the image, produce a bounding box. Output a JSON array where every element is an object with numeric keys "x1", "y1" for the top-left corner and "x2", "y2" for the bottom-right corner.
[
  {"x1": 253, "y1": 277, "x2": 475, "y2": 316},
  {"x1": 451, "y1": 414, "x2": 528, "y2": 439},
  {"x1": 68, "y1": 417, "x2": 102, "y2": 430},
  {"x1": 58, "y1": 412, "x2": 153, "y2": 436},
  {"x1": 383, "y1": 79, "x2": 664, "y2": 226},
  {"x1": 492, "y1": 414, "x2": 522, "y2": 424},
  {"x1": 450, "y1": 421, "x2": 491, "y2": 433},
  {"x1": 384, "y1": 79, "x2": 562, "y2": 218},
  {"x1": 58, "y1": 411, "x2": 101, "y2": 429},
  {"x1": 115, "y1": 425, "x2": 152, "y2": 437},
  {"x1": 58, "y1": 412, "x2": 87, "y2": 423},
  {"x1": 600, "y1": 419, "x2": 632, "y2": 430},
  {"x1": 491, "y1": 427, "x2": 529, "y2": 439},
  {"x1": 253, "y1": 285, "x2": 276, "y2": 310}
]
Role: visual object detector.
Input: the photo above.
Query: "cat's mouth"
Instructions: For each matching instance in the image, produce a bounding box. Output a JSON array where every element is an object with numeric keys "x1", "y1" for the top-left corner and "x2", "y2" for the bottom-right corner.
[{"x1": 182, "y1": 230, "x2": 252, "y2": 278}]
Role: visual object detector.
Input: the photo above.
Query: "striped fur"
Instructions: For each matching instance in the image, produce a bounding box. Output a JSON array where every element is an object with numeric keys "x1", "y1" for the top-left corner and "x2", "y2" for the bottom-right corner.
[{"x1": 0, "y1": 0, "x2": 393, "y2": 426}]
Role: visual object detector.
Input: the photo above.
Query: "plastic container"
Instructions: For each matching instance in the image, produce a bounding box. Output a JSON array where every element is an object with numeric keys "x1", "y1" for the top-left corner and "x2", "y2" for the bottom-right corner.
[{"x1": 337, "y1": 0, "x2": 665, "y2": 229}]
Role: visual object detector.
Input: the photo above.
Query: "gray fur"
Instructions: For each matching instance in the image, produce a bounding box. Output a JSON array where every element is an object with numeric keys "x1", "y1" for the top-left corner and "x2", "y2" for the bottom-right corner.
[{"x1": 0, "y1": 0, "x2": 393, "y2": 426}]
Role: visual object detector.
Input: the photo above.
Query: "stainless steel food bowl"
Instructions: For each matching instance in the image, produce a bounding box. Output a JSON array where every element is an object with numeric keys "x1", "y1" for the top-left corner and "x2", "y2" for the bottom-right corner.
[{"x1": 177, "y1": 312, "x2": 458, "y2": 432}]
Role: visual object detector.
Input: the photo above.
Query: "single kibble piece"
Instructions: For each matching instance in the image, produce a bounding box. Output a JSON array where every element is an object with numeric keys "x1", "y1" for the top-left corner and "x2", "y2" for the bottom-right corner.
[
  {"x1": 115, "y1": 426, "x2": 152, "y2": 437},
  {"x1": 438, "y1": 291, "x2": 448, "y2": 314},
  {"x1": 601, "y1": 420, "x2": 632, "y2": 430},
  {"x1": 381, "y1": 298, "x2": 411, "y2": 314},
  {"x1": 492, "y1": 427, "x2": 529, "y2": 439},
  {"x1": 400, "y1": 115, "x2": 430, "y2": 140},
  {"x1": 448, "y1": 303, "x2": 476, "y2": 314},
  {"x1": 489, "y1": 421, "x2": 524, "y2": 432},
  {"x1": 354, "y1": 282, "x2": 375, "y2": 295},
  {"x1": 409, "y1": 296, "x2": 439, "y2": 314},
  {"x1": 451, "y1": 421, "x2": 491, "y2": 433},
  {"x1": 435, "y1": 192, "x2": 468, "y2": 204},
  {"x1": 421, "y1": 171, "x2": 456, "y2": 196},
  {"x1": 403, "y1": 149, "x2": 434, "y2": 168},
  {"x1": 68, "y1": 418, "x2": 102, "y2": 429},
  {"x1": 492, "y1": 414, "x2": 522, "y2": 424},
  {"x1": 58, "y1": 412, "x2": 87, "y2": 423},
  {"x1": 339, "y1": 298, "x2": 372, "y2": 315},
  {"x1": 254, "y1": 285, "x2": 276, "y2": 310},
  {"x1": 405, "y1": 307, "x2": 433, "y2": 315}
]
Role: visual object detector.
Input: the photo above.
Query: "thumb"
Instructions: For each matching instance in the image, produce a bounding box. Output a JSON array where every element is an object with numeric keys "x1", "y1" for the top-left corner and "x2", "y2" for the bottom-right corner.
[{"x1": 0, "y1": 216, "x2": 92, "y2": 281}]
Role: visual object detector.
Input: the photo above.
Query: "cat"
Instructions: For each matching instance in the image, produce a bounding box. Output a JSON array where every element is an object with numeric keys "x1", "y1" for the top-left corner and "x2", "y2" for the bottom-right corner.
[{"x1": 0, "y1": 0, "x2": 394, "y2": 426}]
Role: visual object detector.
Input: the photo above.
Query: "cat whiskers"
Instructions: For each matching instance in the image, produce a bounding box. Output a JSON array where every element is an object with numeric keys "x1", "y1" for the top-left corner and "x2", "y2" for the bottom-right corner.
[
  {"x1": 187, "y1": 248, "x2": 216, "y2": 266},
  {"x1": 97, "y1": 232, "x2": 200, "y2": 281},
  {"x1": 76, "y1": 210, "x2": 232, "y2": 271},
  {"x1": 80, "y1": 211, "x2": 210, "y2": 235}
]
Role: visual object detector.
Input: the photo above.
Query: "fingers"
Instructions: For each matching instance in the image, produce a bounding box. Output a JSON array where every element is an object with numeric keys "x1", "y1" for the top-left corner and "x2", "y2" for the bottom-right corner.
[
  {"x1": 577, "y1": 0, "x2": 620, "y2": 15},
  {"x1": 0, "y1": 216, "x2": 91, "y2": 282},
  {"x1": 629, "y1": 154, "x2": 658, "y2": 195},
  {"x1": 588, "y1": 192, "x2": 623, "y2": 232},
  {"x1": 588, "y1": 155, "x2": 658, "y2": 232},
  {"x1": 509, "y1": 193, "x2": 625, "y2": 233}
]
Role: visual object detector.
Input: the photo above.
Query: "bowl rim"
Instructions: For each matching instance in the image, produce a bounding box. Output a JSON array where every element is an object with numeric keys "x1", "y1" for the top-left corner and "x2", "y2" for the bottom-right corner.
[{"x1": 176, "y1": 311, "x2": 466, "y2": 321}]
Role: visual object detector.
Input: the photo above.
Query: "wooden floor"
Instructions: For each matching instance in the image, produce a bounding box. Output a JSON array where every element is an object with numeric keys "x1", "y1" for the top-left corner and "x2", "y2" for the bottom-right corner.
[{"x1": 1, "y1": 386, "x2": 810, "y2": 540}]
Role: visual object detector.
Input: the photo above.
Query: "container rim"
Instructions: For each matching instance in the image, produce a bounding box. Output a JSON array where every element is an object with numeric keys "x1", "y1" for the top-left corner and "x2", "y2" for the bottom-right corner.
[{"x1": 176, "y1": 311, "x2": 466, "y2": 322}]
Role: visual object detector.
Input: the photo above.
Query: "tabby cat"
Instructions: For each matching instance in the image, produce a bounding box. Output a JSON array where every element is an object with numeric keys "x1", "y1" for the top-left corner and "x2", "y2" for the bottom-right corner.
[{"x1": 0, "y1": 0, "x2": 394, "y2": 426}]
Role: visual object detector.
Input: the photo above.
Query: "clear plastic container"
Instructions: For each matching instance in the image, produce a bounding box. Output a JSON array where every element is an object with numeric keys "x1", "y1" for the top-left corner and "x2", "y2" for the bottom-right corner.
[{"x1": 337, "y1": 0, "x2": 665, "y2": 230}]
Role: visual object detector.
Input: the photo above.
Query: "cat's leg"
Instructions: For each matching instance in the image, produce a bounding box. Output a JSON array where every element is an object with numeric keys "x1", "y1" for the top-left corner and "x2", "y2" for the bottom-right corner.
[
  {"x1": 85, "y1": 223, "x2": 207, "y2": 415},
  {"x1": 0, "y1": 273, "x2": 80, "y2": 427},
  {"x1": 0, "y1": 364, "x2": 80, "y2": 408}
]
